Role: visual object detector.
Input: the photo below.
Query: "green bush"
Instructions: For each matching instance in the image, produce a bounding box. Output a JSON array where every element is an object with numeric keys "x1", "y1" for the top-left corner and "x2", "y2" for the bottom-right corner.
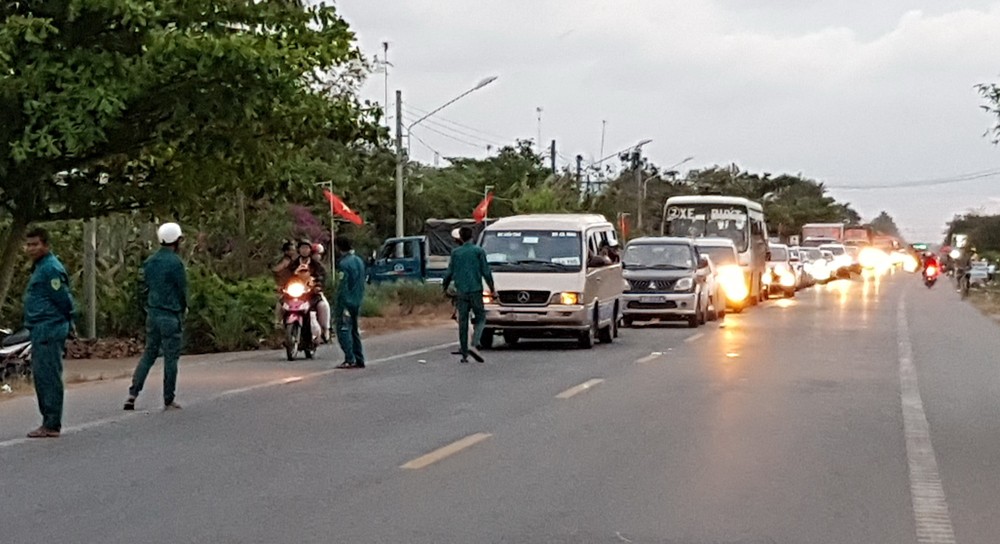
[
  {"x1": 359, "y1": 281, "x2": 445, "y2": 316},
  {"x1": 184, "y1": 268, "x2": 276, "y2": 353}
]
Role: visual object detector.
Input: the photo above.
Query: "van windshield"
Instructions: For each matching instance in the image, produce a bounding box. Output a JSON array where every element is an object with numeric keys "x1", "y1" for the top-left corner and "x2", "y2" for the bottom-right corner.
[
  {"x1": 624, "y1": 244, "x2": 695, "y2": 270},
  {"x1": 481, "y1": 230, "x2": 582, "y2": 272}
]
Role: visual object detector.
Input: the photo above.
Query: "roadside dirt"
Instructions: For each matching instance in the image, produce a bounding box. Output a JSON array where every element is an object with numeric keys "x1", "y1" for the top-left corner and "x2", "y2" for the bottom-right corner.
[{"x1": 1, "y1": 305, "x2": 454, "y2": 402}]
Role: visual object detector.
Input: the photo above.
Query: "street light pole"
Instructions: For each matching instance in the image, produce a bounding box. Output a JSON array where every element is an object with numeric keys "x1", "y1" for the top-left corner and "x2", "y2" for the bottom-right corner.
[
  {"x1": 628, "y1": 139, "x2": 653, "y2": 233},
  {"x1": 394, "y1": 76, "x2": 498, "y2": 238},
  {"x1": 395, "y1": 90, "x2": 404, "y2": 238}
]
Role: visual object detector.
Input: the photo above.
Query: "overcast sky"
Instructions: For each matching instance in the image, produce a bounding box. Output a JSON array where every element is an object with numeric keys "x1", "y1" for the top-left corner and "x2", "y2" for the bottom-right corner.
[{"x1": 339, "y1": 0, "x2": 1000, "y2": 242}]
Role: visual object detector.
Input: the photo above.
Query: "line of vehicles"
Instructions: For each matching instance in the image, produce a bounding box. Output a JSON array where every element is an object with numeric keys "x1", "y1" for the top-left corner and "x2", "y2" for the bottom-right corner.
[{"x1": 409, "y1": 195, "x2": 891, "y2": 350}]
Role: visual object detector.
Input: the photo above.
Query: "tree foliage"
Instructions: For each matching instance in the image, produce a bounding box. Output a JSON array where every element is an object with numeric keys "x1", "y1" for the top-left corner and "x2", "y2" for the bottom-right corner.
[
  {"x1": 945, "y1": 213, "x2": 1000, "y2": 256},
  {"x1": 0, "y1": 0, "x2": 382, "y2": 309},
  {"x1": 977, "y1": 80, "x2": 1000, "y2": 145},
  {"x1": 869, "y1": 211, "x2": 900, "y2": 238}
]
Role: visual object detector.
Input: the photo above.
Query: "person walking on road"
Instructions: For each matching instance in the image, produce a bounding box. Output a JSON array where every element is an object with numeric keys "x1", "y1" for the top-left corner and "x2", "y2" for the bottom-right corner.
[
  {"x1": 124, "y1": 223, "x2": 188, "y2": 411},
  {"x1": 333, "y1": 237, "x2": 366, "y2": 369},
  {"x1": 23, "y1": 227, "x2": 76, "y2": 438},
  {"x1": 442, "y1": 227, "x2": 496, "y2": 364}
]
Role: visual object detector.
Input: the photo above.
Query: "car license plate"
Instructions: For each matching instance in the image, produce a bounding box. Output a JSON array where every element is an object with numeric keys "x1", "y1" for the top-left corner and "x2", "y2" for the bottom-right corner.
[
  {"x1": 640, "y1": 296, "x2": 666, "y2": 304},
  {"x1": 514, "y1": 313, "x2": 540, "y2": 321}
]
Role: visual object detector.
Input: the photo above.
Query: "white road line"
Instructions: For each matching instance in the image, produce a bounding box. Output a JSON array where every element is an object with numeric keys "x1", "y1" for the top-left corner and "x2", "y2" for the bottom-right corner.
[
  {"x1": 555, "y1": 378, "x2": 605, "y2": 399},
  {"x1": 634, "y1": 352, "x2": 662, "y2": 364},
  {"x1": 898, "y1": 300, "x2": 957, "y2": 544},
  {"x1": 684, "y1": 333, "x2": 704, "y2": 343},
  {"x1": 400, "y1": 432, "x2": 492, "y2": 469},
  {"x1": 0, "y1": 341, "x2": 459, "y2": 450}
]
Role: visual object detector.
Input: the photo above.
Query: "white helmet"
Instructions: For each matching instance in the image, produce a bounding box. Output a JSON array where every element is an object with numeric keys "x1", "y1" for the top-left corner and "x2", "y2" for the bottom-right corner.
[{"x1": 157, "y1": 222, "x2": 183, "y2": 245}]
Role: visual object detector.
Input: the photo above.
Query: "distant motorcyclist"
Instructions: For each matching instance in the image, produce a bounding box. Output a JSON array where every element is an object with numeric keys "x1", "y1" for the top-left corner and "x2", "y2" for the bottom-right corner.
[
  {"x1": 921, "y1": 252, "x2": 939, "y2": 274},
  {"x1": 286, "y1": 240, "x2": 331, "y2": 343}
]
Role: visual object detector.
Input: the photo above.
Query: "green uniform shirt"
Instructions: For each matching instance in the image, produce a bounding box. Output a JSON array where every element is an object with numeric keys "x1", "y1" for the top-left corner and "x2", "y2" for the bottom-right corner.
[
  {"x1": 143, "y1": 248, "x2": 188, "y2": 314},
  {"x1": 443, "y1": 242, "x2": 495, "y2": 295},
  {"x1": 335, "y1": 252, "x2": 366, "y2": 308},
  {"x1": 23, "y1": 253, "x2": 75, "y2": 340}
]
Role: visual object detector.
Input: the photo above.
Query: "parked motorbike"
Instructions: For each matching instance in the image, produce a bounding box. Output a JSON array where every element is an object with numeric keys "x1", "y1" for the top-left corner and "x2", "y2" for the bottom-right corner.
[
  {"x1": 923, "y1": 264, "x2": 938, "y2": 288},
  {"x1": 281, "y1": 279, "x2": 321, "y2": 361},
  {"x1": 0, "y1": 328, "x2": 32, "y2": 382}
]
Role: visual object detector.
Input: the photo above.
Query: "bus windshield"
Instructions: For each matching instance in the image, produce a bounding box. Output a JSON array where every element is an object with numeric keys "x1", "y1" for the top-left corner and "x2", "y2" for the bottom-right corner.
[{"x1": 665, "y1": 204, "x2": 749, "y2": 252}]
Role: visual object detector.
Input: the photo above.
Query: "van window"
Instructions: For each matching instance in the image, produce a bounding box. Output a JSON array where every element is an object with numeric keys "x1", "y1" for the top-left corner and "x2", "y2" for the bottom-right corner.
[{"x1": 481, "y1": 230, "x2": 583, "y2": 272}]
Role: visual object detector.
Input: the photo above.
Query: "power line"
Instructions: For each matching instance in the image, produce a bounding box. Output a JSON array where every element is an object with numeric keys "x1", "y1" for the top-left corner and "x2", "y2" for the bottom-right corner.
[
  {"x1": 408, "y1": 122, "x2": 486, "y2": 150},
  {"x1": 409, "y1": 131, "x2": 446, "y2": 159},
  {"x1": 402, "y1": 112, "x2": 502, "y2": 147},
  {"x1": 406, "y1": 104, "x2": 509, "y2": 142},
  {"x1": 828, "y1": 168, "x2": 1000, "y2": 190}
]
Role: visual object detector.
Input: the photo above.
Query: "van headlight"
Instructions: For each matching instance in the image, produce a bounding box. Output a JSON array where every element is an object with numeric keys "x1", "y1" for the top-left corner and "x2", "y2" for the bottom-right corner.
[
  {"x1": 559, "y1": 292, "x2": 581, "y2": 305},
  {"x1": 674, "y1": 277, "x2": 694, "y2": 292}
]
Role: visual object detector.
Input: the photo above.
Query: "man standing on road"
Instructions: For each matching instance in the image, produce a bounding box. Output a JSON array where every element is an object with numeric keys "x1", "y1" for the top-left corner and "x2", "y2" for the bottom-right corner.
[
  {"x1": 124, "y1": 223, "x2": 188, "y2": 411},
  {"x1": 23, "y1": 227, "x2": 76, "y2": 438},
  {"x1": 333, "y1": 237, "x2": 366, "y2": 369},
  {"x1": 443, "y1": 227, "x2": 496, "y2": 364}
]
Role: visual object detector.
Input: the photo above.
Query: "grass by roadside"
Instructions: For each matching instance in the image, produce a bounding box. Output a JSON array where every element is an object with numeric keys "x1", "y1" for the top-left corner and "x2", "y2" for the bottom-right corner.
[{"x1": 967, "y1": 283, "x2": 1000, "y2": 323}]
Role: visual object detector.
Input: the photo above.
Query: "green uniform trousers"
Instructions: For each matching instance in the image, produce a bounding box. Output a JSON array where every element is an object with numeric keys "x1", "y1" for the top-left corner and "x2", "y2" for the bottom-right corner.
[
  {"x1": 456, "y1": 292, "x2": 486, "y2": 356},
  {"x1": 129, "y1": 309, "x2": 183, "y2": 404},
  {"x1": 336, "y1": 304, "x2": 364, "y2": 365},
  {"x1": 30, "y1": 324, "x2": 69, "y2": 431}
]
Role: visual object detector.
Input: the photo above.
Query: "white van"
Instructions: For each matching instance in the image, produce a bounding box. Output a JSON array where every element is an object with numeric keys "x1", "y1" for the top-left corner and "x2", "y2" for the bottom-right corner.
[{"x1": 479, "y1": 214, "x2": 624, "y2": 349}]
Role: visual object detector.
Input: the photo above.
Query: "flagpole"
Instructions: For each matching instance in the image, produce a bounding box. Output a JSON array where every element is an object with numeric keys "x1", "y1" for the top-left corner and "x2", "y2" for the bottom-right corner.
[
  {"x1": 484, "y1": 185, "x2": 494, "y2": 224},
  {"x1": 317, "y1": 181, "x2": 336, "y2": 273}
]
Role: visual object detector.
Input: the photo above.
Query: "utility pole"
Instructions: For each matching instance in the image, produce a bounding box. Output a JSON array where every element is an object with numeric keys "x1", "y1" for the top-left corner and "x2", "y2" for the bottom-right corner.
[
  {"x1": 633, "y1": 150, "x2": 644, "y2": 233},
  {"x1": 576, "y1": 155, "x2": 583, "y2": 192},
  {"x1": 395, "y1": 89, "x2": 404, "y2": 238},
  {"x1": 550, "y1": 140, "x2": 557, "y2": 176},
  {"x1": 536, "y1": 107, "x2": 543, "y2": 153},
  {"x1": 83, "y1": 218, "x2": 97, "y2": 339}
]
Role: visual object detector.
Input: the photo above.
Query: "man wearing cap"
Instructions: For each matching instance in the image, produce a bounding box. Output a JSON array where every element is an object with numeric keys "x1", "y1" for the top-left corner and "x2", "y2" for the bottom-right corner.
[
  {"x1": 22, "y1": 227, "x2": 76, "y2": 438},
  {"x1": 124, "y1": 222, "x2": 188, "y2": 411}
]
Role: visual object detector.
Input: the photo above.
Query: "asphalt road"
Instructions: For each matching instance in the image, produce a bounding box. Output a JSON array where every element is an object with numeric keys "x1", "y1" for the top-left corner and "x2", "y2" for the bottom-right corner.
[{"x1": 2, "y1": 271, "x2": 1000, "y2": 543}]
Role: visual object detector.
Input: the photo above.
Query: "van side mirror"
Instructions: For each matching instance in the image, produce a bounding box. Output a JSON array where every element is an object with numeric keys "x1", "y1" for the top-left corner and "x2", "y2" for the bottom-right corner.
[
  {"x1": 698, "y1": 256, "x2": 710, "y2": 269},
  {"x1": 765, "y1": 251, "x2": 772, "y2": 261}
]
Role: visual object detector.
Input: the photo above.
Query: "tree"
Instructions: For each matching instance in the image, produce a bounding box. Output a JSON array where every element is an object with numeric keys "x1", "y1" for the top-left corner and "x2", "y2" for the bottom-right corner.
[
  {"x1": 0, "y1": 0, "x2": 380, "y2": 310},
  {"x1": 977, "y1": 80, "x2": 1000, "y2": 144},
  {"x1": 870, "y1": 211, "x2": 901, "y2": 237}
]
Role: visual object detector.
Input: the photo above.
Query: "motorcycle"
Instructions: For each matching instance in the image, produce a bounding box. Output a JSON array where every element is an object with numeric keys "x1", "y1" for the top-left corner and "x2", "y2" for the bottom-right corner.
[
  {"x1": 0, "y1": 328, "x2": 32, "y2": 382},
  {"x1": 923, "y1": 263, "x2": 939, "y2": 288},
  {"x1": 280, "y1": 279, "x2": 322, "y2": 361}
]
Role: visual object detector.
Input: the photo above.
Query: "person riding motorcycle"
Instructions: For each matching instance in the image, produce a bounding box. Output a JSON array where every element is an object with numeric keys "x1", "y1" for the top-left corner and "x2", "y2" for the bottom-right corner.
[
  {"x1": 285, "y1": 240, "x2": 332, "y2": 343},
  {"x1": 921, "y1": 251, "x2": 939, "y2": 274}
]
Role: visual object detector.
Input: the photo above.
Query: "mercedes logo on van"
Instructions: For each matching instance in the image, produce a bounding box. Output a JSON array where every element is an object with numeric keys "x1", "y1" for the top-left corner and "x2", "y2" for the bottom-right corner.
[
  {"x1": 648, "y1": 282, "x2": 658, "y2": 290},
  {"x1": 517, "y1": 291, "x2": 531, "y2": 303}
]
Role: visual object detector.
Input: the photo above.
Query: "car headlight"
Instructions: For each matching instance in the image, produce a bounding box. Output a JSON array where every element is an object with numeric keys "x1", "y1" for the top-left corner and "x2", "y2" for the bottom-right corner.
[
  {"x1": 482, "y1": 290, "x2": 495, "y2": 304},
  {"x1": 774, "y1": 263, "x2": 789, "y2": 275},
  {"x1": 559, "y1": 292, "x2": 581, "y2": 305},
  {"x1": 779, "y1": 272, "x2": 796, "y2": 287},
  {"x1": 718, "y1": 266, "x2": 748, "y2": 302},
  {"x1": 674, "y1": 277, "x2": 694, "y2": 291}
]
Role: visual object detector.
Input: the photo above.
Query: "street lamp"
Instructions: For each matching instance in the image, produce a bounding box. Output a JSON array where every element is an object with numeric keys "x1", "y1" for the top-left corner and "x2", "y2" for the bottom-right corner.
[
  {"x1": 640, "y1": 156, "x2": 693, "y2": 234},
  {"x1": 395, "y1": 76, "x2": 499, "y2": 237}
]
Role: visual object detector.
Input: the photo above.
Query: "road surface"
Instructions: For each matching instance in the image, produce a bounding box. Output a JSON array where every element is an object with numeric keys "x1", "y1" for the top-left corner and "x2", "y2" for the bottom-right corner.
[{"x1": 2, "y1": 272, "x2": 999, "y2": 543}]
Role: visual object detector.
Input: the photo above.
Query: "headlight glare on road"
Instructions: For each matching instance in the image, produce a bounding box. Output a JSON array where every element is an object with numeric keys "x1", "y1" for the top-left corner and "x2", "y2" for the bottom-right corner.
[
  {"x1": 902, "y1": 255, "x2": 919, "y2": 273},
  {"x1": 718, "y1": 266, "x2": 748, "y2": 302},
  {"x1": 674, "y1": 277, "x2": 694, "y2": 291},
  {"x1": 559, "y1": 292, "x2": 581, "y2": 305}
]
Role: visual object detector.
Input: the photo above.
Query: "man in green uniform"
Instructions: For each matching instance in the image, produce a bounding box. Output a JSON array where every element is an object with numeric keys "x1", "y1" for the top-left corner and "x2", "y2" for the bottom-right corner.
[
  {"x1": 443, "y1": 227, "x2": 496, "y2": 363},
  {"x1": 124, "y1": 222, "x2": 188, "y2": 411},
  {"x1": 23, "y1": 227, "x2": 76, "y2": 438},
  {"x1": 333, "y1": 237, "x2": 366, "y2": 369}
]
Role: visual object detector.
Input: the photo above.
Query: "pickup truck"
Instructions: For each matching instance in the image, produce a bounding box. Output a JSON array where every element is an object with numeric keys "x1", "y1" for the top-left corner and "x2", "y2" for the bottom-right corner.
[{"x1": 368, "y1": 219, "x2": 490, "y2": 284}]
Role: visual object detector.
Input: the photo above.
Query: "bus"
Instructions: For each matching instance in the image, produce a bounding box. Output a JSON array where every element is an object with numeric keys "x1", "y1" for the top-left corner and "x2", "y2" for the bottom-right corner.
[{"x1": 661, "y1": 195, "x2": 768, "y2": 306}]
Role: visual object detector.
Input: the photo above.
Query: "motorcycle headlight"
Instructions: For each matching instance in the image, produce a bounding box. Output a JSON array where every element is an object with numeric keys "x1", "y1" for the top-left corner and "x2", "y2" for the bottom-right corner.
[
  {"x1": 284, "y1": 281, "x2": 307, "y2": 298},
  {"x1": 674, "y1": 277, "x2": 694, "y2": 291}
]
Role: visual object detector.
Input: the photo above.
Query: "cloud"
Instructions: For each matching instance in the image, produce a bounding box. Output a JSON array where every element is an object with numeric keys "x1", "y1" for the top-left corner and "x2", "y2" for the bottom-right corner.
[{"x1": 340, "y1": 0, "x2": 1000, "y2": 240}]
